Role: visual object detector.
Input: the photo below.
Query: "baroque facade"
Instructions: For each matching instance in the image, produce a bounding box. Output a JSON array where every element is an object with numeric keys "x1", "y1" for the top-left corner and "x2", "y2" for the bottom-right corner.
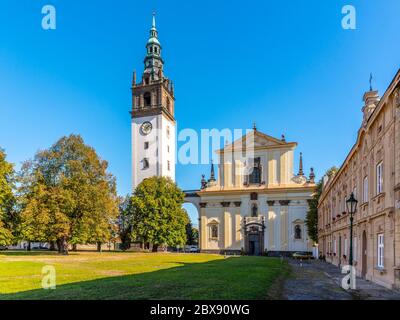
[
  {"x1": 193, "y1": 129, "x2": 316, "y2": 255},
  {"x1": 318, "y1": 69, "x2": 400, "y2": 289}
]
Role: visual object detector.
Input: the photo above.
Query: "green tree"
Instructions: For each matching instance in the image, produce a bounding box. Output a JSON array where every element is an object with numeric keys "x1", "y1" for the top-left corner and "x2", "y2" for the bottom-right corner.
[
  {"x1": 117, "y1": 195, "x2": 133, "y2": 251},
  {"x1": 131, "y1": 176, "x2": 188, "y2": 252},
  {"x1": 0, "y1": 149, "x2": 15, "y2": 246},
  {"x1": 185, "y1": 221, "x2": 199, "y2": 245},
  {"x1": 306, "y1": 166, "x2": 338, "y2": 243},
  {"x1": 18, "y1": 135, "x2": 118, "y2": 254}
]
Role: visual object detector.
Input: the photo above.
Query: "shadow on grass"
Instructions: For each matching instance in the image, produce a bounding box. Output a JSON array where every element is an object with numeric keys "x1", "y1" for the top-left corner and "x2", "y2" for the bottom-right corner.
[{"x1": 0, "y1": 256, "x2": 288, "y2": 300}]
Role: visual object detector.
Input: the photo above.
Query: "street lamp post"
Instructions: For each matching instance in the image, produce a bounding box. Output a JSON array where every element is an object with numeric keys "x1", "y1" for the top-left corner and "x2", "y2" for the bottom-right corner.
[{"x1": 346, "y1": 192, "x2": 358, "y2": 267}]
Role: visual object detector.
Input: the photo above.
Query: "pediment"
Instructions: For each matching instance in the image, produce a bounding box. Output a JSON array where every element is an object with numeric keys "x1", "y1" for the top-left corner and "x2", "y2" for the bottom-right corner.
[
  {"x1": 207, "y1": 219, "x2": 219, "y2": 225},
  {"x1": 219, "y1": 130, "x2": 295, "y2": 153}
]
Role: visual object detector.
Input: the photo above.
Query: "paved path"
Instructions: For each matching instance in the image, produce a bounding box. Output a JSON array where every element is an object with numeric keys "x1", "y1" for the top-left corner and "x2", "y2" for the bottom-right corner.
[{"x1": 282, "y1": 259, "x2": 400, "y2": 300}]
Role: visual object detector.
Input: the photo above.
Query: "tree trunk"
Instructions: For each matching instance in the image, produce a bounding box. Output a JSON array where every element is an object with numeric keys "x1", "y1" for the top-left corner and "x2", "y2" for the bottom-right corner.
[
  {"x1": 49, "y1": 241, "x2": 56, "y2": 251},
  {"x1": 152, "y1": 244, "x2": 158, "y2": 252},
  {"x1": 72, "y1": 244, "x2": 77, "y2": 251},
  {"x1": 97, "y1": 242, "x2": 102, "y2": 252},
  {"x1": 27, "y1": 241, "x2": 31, "y2": 251},
  {"x1": 56, "y1": 239, "x2": 62, "y2": 253},
  {"x1": 61, "y1": 237, "x2": 69, "y2": 255}
]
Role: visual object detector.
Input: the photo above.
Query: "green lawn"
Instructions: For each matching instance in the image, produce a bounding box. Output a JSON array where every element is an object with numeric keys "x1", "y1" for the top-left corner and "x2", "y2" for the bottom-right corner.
[{"x1": 0, "y1": 251, "x2": 289, "y2": 300}]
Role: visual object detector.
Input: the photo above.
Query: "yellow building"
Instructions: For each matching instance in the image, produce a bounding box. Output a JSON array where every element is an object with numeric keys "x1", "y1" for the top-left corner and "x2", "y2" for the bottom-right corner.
[
  {"x1": 318, "y1": 69, "x2": 400, "y2": 289},
  {"x1": 189, "y1": 128, "x2": 316, "y2": 255}
]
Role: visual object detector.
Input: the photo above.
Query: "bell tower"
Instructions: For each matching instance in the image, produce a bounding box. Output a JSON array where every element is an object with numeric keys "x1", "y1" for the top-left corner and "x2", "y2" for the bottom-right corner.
[{"x1": 131, "y1": 13, "x2": 176, "y2": 190}]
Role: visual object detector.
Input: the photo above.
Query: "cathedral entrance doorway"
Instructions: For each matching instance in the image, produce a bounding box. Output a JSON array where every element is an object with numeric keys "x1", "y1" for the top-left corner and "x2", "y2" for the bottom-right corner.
[
  {"x1": 244, "y1": 218, "x2": 265, "y2": 256},
  {"x1": 248, "y1": 233, "x2": 261, "y2": 256}
]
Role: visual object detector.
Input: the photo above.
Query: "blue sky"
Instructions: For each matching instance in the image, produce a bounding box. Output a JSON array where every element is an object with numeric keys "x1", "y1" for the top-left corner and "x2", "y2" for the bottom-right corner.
[{"x1": 0, "y1": 0, "x2": 399, "y2": 224}]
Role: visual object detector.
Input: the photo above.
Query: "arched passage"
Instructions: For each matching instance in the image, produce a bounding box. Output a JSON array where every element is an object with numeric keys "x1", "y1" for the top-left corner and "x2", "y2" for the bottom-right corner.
[{"x1": 183, "y1": 191, "x2": 201, "y2": 250}]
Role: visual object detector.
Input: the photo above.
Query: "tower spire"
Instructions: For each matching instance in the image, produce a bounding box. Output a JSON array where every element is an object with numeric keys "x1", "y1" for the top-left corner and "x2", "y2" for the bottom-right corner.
[
  {"x1": 209, "y1": 160, "x2": 216, "y2": 182},
  {"x1": 298, "y1": 152, "x2": 304, "y2": 176},
  {"x1": 152, "y1": 11, "x2": 156, "y2": 29},
  {"x1": 142, "y1": 12, "x2": 163, "y2": 83},
  {"x1": 369, "y1": 73, "x2": 373, "y2": 91}
]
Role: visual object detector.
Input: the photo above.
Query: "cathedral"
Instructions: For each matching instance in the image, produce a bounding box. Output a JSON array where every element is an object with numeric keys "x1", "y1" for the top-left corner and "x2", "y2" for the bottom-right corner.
[
  {"x1": 193, "y1": 129, "x2": 316, "y2": 255},
  {"x1": 131, "y1": 15, "x2": 316, "y2": 256}
]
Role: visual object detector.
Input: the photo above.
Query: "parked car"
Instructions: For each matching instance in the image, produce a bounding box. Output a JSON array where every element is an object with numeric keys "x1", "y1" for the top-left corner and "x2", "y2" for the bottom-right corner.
[
  {"x1": 0, "y1": 246, "x2": 8, "y2": 251},
  {"x1": 292, "y1": 251, "x2": 313, "y2": 260},
  {"x1": 185, "y1": 245, "x2": 199, "y2": 253}
]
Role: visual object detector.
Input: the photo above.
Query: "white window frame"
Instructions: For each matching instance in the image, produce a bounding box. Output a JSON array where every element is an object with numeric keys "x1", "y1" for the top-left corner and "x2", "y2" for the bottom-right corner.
[
  {"x1": 377, "y1": 233, "x2": 384, "y2": 268},
  {"x1": 376, "y1": 162, "x2": 383, "y2": 195},
  {"x1": 363, "y1": 176, "x2": 369, "y2": 203}
]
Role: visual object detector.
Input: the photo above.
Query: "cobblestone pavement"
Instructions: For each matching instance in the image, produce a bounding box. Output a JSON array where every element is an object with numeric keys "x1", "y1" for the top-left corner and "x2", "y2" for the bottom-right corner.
[{"x1": 282, "y1": 259, "x2": 400, "y2": 300}]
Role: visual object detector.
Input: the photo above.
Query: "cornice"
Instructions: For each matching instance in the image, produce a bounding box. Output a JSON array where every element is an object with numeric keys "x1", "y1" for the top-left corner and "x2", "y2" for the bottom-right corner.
[{"x1": 130, "y1": 106, "x2": 175, "y2": 123}]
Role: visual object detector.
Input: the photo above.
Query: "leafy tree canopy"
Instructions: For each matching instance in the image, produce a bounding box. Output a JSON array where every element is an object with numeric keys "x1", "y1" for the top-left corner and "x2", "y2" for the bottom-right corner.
[
  {"x1": 0, "y1": 148, "x2": 15, "y2": 246},
  {"x1": 18, "y1": 135, "x2": 118, "y2": 253},
  {"x1": 130, "y1": 176, "x2": 188, "y2": 251},
  {"x1": 306, "y1": 166, "x2": 338, "y2": 244}
]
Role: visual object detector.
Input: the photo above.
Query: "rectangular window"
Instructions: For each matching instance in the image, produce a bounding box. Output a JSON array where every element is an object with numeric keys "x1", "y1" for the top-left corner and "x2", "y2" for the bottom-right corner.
[
  {"x1": 167, "y1": 145, "x2": 170, "y2": 153},
  {"x1": 144, "y1": 142, "x2": 149, "y2": 150},
  {"x1": 344, "y1": 238, "x2": 348, "y2": 257},
  {"x1": 376, "y1": 162, "x2": 383, "y2": 194},
  {"x1": 333, "y1": 239, "x2": 337, "y2": 254},
  {"x1": 167, "y1": 161, "x2": 170, "y2": 171},
  {"x1": 343, "y1": 196, "x2": 346, "y2": 213},
  {"x1": 377, "y1": 234, "x2": 384, "y2": 268},
  {"x1": 363, "y1": 176, "x2": 369, "y2": 203}
]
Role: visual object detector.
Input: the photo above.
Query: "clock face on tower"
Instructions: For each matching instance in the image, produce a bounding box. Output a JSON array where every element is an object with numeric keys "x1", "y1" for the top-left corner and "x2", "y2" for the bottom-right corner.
[{"x1": 140, "y1": 121, "x2": 153, "y2": 135}]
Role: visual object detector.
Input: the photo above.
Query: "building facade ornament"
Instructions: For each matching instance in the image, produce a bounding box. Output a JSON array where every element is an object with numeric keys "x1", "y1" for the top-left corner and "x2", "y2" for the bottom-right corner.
[{"x1": 199, "y1": 202, "x2": 207, "y2": 208}]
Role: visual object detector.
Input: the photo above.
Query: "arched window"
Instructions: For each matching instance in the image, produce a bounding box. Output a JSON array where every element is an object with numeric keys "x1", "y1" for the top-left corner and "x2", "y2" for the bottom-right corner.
[
  {"x1": 143, "y1": 158, "x2": 149, "y2": 169},
  {"x1": 144, "y1": 92, "x2": 151, "y2": 106},
  {"x1": 251, "y1": 204, "x2": 258, "y2": 217},
  {"x1": 294, "y1": 225, "x2": 302, "y2": 239}
]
